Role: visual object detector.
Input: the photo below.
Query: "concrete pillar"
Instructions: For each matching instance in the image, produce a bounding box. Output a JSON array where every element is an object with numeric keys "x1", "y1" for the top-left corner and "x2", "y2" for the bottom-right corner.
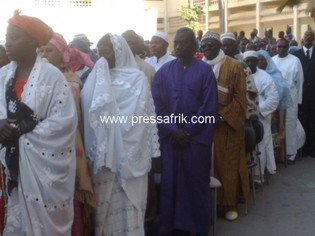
[
  {"x1": 205, "y1": 0, "x2": 209, "y2": 31},
  {"x1": 219, "y1": 0, "x2": 225, "y2": 33},
  {"x1": 164, "y1": 0, "x2": 168, "y2": 33},
  {"x1": 224, "y1": 0, "x2": 228, "y2": 32},
  {"x1": 256, "y1": 0, "x2": 263, "y2": 38},
  {"x1": 293, "y1": 5, "x2": 301, "y2": 44}
]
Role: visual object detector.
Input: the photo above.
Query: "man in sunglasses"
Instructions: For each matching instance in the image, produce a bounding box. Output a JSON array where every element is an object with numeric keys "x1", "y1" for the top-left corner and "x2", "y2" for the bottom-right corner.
[{"x1": 272, "y1": 38, "x2": 304, "y2": 164}]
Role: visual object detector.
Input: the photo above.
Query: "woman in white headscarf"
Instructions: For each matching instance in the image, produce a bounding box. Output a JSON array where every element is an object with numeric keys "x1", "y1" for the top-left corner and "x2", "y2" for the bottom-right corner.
[{"x1": 81, "y1": 33, "x2": 160, "y2": 236}]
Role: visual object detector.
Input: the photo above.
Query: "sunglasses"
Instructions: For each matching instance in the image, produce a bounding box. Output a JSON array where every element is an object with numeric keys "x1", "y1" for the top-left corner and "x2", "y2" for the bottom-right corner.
[{"x1": 277, "y1": 45, "x2": 288, "y2": 49}]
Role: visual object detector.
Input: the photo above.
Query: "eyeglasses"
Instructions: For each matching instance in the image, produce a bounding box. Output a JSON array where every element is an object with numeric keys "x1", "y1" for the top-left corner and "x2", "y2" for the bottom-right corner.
[{"x1": 277, "y1": 45, "x2": 288, "y2": 49}]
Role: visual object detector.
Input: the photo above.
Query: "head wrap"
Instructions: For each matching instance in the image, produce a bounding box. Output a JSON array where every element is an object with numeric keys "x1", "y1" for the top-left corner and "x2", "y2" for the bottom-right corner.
[
  {"x1": 243, "y1": 50, "x2": 258, "y2": 59},
  {"x1": 220, "y1": 32, "x2": 236, "y2": 41},
  {"x1": 108, "y1": 33, "x2": 137, "y2": 69},
  {"x1": 201, "y1": 31, "x2": 220, "y2": 43},
  {"x1": 153, "y1": 32, "x2": 168, "y2": 43},
  {"x1": 8, "y1": 10, "x2": 53, "y2": 47},
  {"x1": 49, "y1": 32, "x2": 94, "y2": 72}
]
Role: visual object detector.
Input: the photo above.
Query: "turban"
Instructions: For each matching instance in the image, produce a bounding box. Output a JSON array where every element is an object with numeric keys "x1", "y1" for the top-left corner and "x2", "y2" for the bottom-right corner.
[
  {"x1": 201, "y1": 31, "x2": 220, "y2": 43},
  {"x1": 153, "y1": 32, "x2": 168, "y2": 43},
  {"x1": 49, "y1": 32, "x2": 94, "y2": 72},
  {"x1": 243, "y1": 50, "x2": 258, "y2": 60},
  {"x1": 220, "y1": 32, "x2": 236, "y2": 41},
  {"x1": 8, "y1": 10, "x2": 53, "y2": 47}
]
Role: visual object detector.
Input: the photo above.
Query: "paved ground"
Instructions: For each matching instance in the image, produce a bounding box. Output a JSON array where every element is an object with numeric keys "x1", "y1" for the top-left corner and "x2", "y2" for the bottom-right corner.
[{"x1": 215, "y1": 156, "x2": 315, "y2": 236}]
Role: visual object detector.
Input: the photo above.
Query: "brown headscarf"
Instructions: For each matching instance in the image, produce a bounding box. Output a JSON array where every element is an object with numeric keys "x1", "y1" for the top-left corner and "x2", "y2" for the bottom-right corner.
[{"x1": 8, "y1": 10, "x2": 53, "y2": 47}]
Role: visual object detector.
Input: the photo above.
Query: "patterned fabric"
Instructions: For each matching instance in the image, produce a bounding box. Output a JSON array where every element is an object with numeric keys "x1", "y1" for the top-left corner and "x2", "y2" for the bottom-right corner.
[
  {"x1": 93, "y1": 169, "x2": 146, "y2": 236},
  {"x1": 49, "y1": 33, "x2": 94, "y2": 72},
  {"x1": 0, "y1": 56, "x2": 77, "y2": 235},
  {"x1": 4, "y1": 77, "x2": 40, "y2": 195},
  {"x1": 212, "y1": 56, "x2": 250, "y2": 206},
  {"x1": 65, "y1": 70, "x2": 96, "y2": 236},
  {"x1": 81, "y1": 34, "x2": 160, "y2": 236}
]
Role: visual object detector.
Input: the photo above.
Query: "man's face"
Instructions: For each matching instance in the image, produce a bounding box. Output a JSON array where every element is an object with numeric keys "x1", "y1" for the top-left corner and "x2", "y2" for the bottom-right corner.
[
  {"x1": 149, "y1": 36, "x2": 168, "y2": 58},
  {"x1": 201, "y1": 38, "x2": 221, "y2": 60},
  {"x1": 173, "y1": 31, "x2": 195, "y2": 59},
  {"x1": 240, "y1": 40, "x2": 247, "y2": 53},
  {"x1": 123, "y1": 37, "x2": 137, "y2": 55},
  {"x1": 5, "y1": 24, "x2": 35, "y2": 62},
  {"x1": 303, "y1": 31, "x2": 314, "y2": 49},
  {"x1": 221, "y1": 38, "x2": 237, "y2": 58},
  {"x1": 244, "y1": 57, "x2": 258, "y2": 73},
  {"x1": 276, "y1": 40, "x2": 289, "y2": 58}
]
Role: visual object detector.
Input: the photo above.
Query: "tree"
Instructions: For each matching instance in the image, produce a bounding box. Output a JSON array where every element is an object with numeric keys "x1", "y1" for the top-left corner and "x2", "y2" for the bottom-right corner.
[
  {"x1": 277, "y1": 0, "x2": 315, "y2": 21},
  {"x1": 179, "y1": 5, "x2": 204, "y2": 34}
]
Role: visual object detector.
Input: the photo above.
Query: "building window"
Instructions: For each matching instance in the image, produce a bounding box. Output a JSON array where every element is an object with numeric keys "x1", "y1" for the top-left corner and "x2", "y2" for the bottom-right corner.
[
  {"x1": 157, "y1": 17, "x2": 164, "y2": 24},
  {"x1": 34, "y1": 0, "x2": 92, "y2": 6}
]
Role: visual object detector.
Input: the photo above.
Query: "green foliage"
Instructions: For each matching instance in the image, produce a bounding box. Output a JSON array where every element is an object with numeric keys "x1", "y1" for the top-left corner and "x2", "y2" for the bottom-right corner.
[{"x1": 179, "y1": 5, "x2": 204, "y2": 33}]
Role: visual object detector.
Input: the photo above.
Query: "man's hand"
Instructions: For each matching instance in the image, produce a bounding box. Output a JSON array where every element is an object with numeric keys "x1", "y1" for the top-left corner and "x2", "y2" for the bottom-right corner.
[
  {"x1": 215, "y1": 114, "x2": 224, "y2": 124},
  {"x1": 171, "y1": 129, "x2": 190, "y2": 147},
  {"x1": 0, "y1": 119, "x2": 19, "y2": 143}
]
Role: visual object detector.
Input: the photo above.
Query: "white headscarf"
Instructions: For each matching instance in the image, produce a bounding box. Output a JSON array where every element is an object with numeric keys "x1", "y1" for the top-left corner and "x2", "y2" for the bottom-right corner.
[
  {"x1": 202, "y1": 49, "x2": 226, "y2": 79},
  {"x1": 81, "y1": 34, "x2": 160, "y2": 181}
]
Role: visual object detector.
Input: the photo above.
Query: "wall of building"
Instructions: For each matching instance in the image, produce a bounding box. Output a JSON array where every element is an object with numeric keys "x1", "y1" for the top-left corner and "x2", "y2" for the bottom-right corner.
[
  {"x1": 0, "y1": 0, "x2": 156, "y2": 43},
  {"x1": 145, "y1": 0, "x2": 315, "y2": 48}
]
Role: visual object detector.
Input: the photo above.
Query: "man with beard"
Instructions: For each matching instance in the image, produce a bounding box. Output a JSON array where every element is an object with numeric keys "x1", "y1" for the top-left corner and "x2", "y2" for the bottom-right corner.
[
  {"x1": 152, "y1": 27, "x2": 218, "y2": 236},
  {"x1": 201, "y1": 31, "x2": 249, "y2": 221}
]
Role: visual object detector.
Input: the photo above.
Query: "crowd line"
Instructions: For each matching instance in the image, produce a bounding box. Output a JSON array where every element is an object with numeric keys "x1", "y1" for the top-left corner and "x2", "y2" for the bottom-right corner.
[{"x1": 0, "y1": 10, "x2": 314, "y2": 236}]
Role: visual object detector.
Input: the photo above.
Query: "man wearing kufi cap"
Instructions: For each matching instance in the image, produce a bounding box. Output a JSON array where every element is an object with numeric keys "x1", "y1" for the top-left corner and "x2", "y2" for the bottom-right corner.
[
  {"x1": 243, "y1": 50, "x2": 279, "y2": 179},
  {"x1": 201, "y1": 31, "x2": 249, "y2": 221},
  {"x1": 221, "y1": 32, "x2": 260, "y2": 120},
  {"x1": 0, "y1": 10, "x2": 77, "y2": 235},
  {"x1": 220, "y1": 32, "x2": 239, "y2": 59},
  {"x1": 145, "y1": 31, "x2": 175, "y2": 71}
]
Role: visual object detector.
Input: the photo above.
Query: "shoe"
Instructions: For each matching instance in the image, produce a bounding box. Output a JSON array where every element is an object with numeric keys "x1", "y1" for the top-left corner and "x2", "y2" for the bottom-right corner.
[
  {"x1": 253, "y1": 177, "x2": 264, "y2": 184},
  {"x1": 225, "y1": 211, "x2": 238, "y2": 221},
  {"x1": 268, "y1": 170, "x2": 277, "y2": 175},
  {"x1": 287, "y1": 159, "x2": 296, "y2": 165}
]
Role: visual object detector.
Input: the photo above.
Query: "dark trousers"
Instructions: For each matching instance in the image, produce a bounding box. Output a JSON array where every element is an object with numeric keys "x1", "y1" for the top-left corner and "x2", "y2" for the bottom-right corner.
[
  {"x1": 145, "y1": 157, "x2": 162, "y2": 236},
  {"x1": 298, "y1": 100, "x2": 315, "y2": 156}
]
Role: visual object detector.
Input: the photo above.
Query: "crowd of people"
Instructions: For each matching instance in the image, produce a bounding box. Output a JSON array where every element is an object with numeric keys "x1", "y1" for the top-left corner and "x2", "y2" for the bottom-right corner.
[{"x1": 0, "y1": 10, "x2": 314, "y2": 236}]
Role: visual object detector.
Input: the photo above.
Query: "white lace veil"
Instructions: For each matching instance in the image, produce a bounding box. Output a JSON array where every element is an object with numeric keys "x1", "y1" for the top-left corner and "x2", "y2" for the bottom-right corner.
[
  {"x1": 108, "y1": 33, "x2": 137, "y2": 69},
  {"x1": 81, "y1": 34, "x2": 160, "y2": 182}
]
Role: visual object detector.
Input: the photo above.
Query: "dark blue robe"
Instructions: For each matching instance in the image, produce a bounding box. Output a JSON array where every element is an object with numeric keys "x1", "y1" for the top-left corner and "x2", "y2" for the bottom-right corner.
[{"x1": 151, "y1": 58, "x2": 218, "y2": 234}]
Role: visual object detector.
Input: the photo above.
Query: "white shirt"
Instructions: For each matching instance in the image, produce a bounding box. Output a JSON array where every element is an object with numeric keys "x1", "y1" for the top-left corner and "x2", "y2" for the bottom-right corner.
[
  {"x1": 303, "y1": 45, "x2": 313, "y2": 59},
  {"x1": 253, "y1": 68, "x2": 279, "y2": 118},
  {"x1": 145, "y1": 52, "x2": 176, "y2": 71},
  {"x1": 272, "y1": 54, "x2": 304, "y2": 104}
]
